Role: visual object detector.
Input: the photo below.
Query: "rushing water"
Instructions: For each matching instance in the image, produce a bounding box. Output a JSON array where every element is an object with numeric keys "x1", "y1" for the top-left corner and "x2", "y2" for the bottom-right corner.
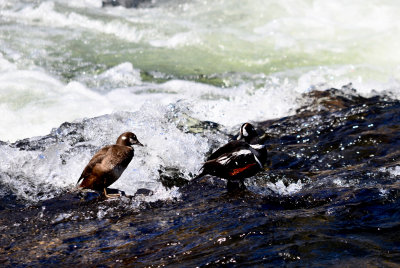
[{"x1": 0, "y1": 0, "x2": 400, "y2": 266}]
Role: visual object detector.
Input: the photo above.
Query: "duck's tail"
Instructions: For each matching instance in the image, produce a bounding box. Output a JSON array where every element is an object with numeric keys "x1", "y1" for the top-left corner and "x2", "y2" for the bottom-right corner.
[{"x1": 76, "y1": 176, "x2": 84, "y2": 186}]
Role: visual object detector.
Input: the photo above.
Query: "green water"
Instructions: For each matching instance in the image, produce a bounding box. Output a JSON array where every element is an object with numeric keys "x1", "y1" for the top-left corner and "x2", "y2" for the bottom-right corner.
[{"x1": 1, "y1": 0, "x2": 400, "y2": 83}]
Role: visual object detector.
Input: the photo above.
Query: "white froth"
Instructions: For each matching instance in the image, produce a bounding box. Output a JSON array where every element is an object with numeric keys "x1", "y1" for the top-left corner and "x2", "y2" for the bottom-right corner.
[
  {"x1": 0, "y1": 105, "x2": 210, "y2": 202},
  {"x1": 0, "y1": 142, "x2": 88, "y2": 201},
  {"x1": 0, "y1": 69, "x2": 112, "y2": 142},
  {"x1": 391, "y1": 166, "x2": 400, "y2": 177},
  {"x1": 60, "y1": 0, "x2": 102, "y2": 8},
  {"x1": 150, "y1": 32, "x2": 201, "y2": 48},
  {"x1": 380, "y1": 166, "x2": 400, "y2": 178},
  {"x1": 267, "y1": 180, "x2": 303, "y2": 196},
  {"x1": 0, "y1": 64, "x2": 304, "y2": 142},
  {"x1": 0, "y1": 54, "x2": 17, "y2": 72},
  {"x1": 294, "y1": 65, "x2": 400, "y2": 98},
  {"x1": 2, "y1": 2, "x2": 143, "y2": 42},
  {"x1": 95, "y1": 62, "x2": 142, "y2": 89},
  {"x1": 1, "y1": 63, "x2": 398, "y2": 143}
]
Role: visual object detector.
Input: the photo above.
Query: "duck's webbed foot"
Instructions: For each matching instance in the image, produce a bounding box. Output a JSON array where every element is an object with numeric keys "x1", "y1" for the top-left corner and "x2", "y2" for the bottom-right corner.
[{"x1": 103, "y1": 188, "x2": 121, "y2": 199}]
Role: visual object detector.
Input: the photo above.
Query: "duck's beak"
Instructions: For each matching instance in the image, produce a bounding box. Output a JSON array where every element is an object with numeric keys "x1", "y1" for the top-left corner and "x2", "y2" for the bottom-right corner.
[
  {"x1": 130, "y1": 138, "x2": 144, "y2": 146},
  {"x1": 135, "y1": 140, "x2": 144, "y2": 146}
]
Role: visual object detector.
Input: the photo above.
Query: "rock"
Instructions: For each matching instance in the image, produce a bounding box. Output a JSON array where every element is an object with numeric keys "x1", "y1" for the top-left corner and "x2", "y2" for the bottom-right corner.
[
  {"x1": 134, "y1": 188, "x2": 154, "y2": 197},
  {"x1": 102, "y1": 0, "x2": 150, "y2": 8}
]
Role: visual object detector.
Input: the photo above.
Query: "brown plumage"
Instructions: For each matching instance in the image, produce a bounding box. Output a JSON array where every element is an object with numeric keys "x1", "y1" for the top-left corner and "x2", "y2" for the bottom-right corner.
[{"x1": 77, "y1": 132, "x2": 143, "y2": 196}]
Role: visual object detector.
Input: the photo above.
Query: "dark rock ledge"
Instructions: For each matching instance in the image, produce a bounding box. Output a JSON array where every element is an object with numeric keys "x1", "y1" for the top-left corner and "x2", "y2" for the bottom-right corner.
[{"x1": 102, "y1": 0, "x2": 151, "y2": 8}]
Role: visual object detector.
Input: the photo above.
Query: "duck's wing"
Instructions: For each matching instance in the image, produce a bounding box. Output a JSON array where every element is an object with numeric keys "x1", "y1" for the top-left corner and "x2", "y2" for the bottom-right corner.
[
  {"x1": 77, "y1": 146, "x2": 111, "y2": 185},
  {"x1": 215, "y1": 147, "x2": 255, "y2": 166},
  {"x1": 200, "y1": 147, "x2": 258, "y2": 178},
  {"x1": 207, "y1": 140, "x2": 248, "y2": 161}
]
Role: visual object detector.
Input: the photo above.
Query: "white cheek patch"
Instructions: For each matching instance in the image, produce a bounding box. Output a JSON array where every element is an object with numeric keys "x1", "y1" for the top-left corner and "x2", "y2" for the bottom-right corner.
[
  {"x1": 121, "y1": 136, "x2": 127, "y2": 140},
  {"x1": 242, "y1": 128, "x2": 248, "y2": 137},
  {"x1": 129, "y1": 138, "x2": 135, "y2": 144}
]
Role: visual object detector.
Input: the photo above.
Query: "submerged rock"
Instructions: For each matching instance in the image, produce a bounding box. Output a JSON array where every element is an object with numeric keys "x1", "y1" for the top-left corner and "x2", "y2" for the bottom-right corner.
[{"x1": 102, "y1": 0, "x2": 151, "y2": 8}]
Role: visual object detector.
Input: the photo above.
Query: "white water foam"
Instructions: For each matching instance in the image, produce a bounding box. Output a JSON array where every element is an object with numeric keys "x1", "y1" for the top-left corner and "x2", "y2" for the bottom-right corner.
[
  {"x1": 246, "y1": 178, "x2": 304, "y2": 196},
  {"x1": 0, "y1": 103, "x2": 213, "y2": 202},
  {"x1": 266, "y1": 180, "x2": 304, "y2": 196},
  {"x1": 0, "y1": 53, "x2": 304, "y2": 142},
  {"x1": 0, "y1": 63, "x2": 112, "y2": 142},
  {"x1": 1, "y1": 2, "x2": 144, "y2": 42},
  {"x1": 1, "y1": 59, "x2": 399, "y2": 143},
  {"x1": 380, "y1": 166, "x2": 400, "y2": 179}
]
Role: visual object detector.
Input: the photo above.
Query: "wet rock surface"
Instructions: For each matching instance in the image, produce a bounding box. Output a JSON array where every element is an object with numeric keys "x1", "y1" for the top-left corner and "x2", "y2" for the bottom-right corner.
[{"x1": 1, "y1": 87, "x2": 400, "y2": 266}]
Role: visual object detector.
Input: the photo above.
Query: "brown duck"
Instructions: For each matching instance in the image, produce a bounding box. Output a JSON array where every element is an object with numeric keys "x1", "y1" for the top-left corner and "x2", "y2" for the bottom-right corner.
[{"x1": 77, "y1": 132, "x2": 143, "y2": 197}]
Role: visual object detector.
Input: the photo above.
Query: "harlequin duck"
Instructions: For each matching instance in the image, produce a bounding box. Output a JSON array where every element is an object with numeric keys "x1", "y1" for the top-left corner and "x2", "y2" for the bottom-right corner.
[
  {"x1": 195, "y1": 124, "x2": 268, "y2": 191},
  {"x1": 77, "y1": 132, "x2": 143, "y2": 197},
  {"x1": 207, "y1": 122, "x2": 261, "y2": 161}
]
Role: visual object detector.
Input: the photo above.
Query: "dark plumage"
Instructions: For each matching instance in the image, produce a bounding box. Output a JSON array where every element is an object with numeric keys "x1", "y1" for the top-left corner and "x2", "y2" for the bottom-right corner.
[
  {"x1": 237, "y1": 122, "x2": 259, "y2": 144},
  {"x1": 207, "y1": 123, "x2": 260, "y2": 161},
  {"x1": 77, "y1": 132, "x2": 143, "y2": 197},
  {"x1": 195, "y1": 123, "x2": 268, "y2": 190}
]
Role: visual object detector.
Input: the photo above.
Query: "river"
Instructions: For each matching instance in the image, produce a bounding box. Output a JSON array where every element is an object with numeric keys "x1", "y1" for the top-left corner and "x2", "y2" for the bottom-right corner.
[{"x1": 0, "y1": 0, "x2": 399, "y2": 266}]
